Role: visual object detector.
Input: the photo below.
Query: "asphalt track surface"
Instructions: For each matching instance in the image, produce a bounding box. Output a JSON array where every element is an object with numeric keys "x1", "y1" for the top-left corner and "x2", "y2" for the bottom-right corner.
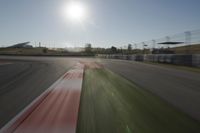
[
  {"x1": 0, "y1": 56, "x2": 200, "y2": 130},
  {"x1": 100, "y1": 59, "x2": 200, "y2": 121},
  {"x1": 0, "y1": 56, "x2": 79, "y2": 128}
]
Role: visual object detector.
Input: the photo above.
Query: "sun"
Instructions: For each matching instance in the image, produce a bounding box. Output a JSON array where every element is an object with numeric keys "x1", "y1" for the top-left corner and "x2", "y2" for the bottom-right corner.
[{"x1": 64, "y1": 1, "x2": 86, "y2": 21}]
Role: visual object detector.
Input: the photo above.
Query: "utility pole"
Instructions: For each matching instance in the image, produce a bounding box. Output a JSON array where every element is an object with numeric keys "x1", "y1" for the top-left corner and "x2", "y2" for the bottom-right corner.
[
  {"x1": 142, "y1": 42, "x2": 148, "y2": 54},
  {"x1": 185, "y1": 31, "x2": 191, "y2": 54},
  {"x1": 152, "y1": 40, "x2": 156, "y2": 54},
  {"x1": 166, "y1": 36, "x2": 170, "y2": 49},
  {"x1": 152, "y1": 40, "x2": 156, "y2": 49}
]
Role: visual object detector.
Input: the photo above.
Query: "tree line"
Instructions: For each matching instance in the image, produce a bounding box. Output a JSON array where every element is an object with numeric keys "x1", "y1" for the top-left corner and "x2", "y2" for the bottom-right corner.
[{"x1": 84, "y1": 43, "x2": 147, "y2": 54}]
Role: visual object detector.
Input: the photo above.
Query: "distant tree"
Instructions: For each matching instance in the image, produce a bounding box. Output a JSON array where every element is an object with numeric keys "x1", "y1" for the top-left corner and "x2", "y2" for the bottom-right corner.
[
  {"x1": 128, "y1": 44, "x2": 132, "y2": 53},
  {"x1": 110, "y1": 46, "x2": 117, "y2": 54},
  {"x1": 85, "y1": 43, "x2": 92, "y2": 53},
  {"x1": 43, "y1": 48, "x2": 48, "y2": 53}
]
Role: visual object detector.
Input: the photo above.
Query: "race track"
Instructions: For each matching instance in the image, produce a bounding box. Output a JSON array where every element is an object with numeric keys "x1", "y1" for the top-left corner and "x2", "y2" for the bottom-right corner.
[
  {"x1": 0, "y1": 56, "x2": 200, "y2": 131},
  {"x1": 100, "y1": 59, "x2": 200, "y2": 121},
  {"x1": 0, "y1": 56, "x2": 77, "y2": 128}
]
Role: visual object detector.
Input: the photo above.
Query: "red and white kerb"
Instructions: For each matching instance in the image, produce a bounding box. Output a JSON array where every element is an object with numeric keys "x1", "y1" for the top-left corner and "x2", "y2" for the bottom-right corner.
[{"x1": 1, "y1": 63, "x2": 84, "y2": 133}]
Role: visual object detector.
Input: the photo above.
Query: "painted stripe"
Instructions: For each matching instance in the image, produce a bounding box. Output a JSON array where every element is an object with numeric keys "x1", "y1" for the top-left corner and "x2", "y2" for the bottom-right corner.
[
  {"x1": 0, "y1": 63, "x2": 12, "y2": 66},
  {"x1": 0, "y1": 63, "x2": 84, "y2": 133}
]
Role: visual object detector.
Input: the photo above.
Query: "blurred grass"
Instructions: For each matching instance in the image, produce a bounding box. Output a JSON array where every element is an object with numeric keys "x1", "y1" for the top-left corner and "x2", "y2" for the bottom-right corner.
[
  {"x1": 0, "y1": 48, "x2": 46, "y2": 55},
  {"x1": 144, "y1": 61, "x2": 200, "y2": 73},
  {"x1": 0, "y1": 48, "x2": 95, "y2": 56},
  {"x1": 171, "y1": 44, "x2": 200, "y2": 54},
  {"x1": 77, "y1": 69, "x2": 200, "y2": 133}
]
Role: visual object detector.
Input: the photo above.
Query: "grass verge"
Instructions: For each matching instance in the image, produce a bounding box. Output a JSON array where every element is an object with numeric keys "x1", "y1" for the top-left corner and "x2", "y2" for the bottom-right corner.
[
  {"x1": 144, "y1": 62, "x2": 200, "y2": 73},
  {"x1": 77, "y1": 68, "x2": 200, "y2": 133}
]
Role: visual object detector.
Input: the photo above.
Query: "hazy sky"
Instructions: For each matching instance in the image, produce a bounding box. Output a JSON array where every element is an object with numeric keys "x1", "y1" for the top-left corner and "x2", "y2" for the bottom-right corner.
[{"x1": 0, "y1": 0, "x2": 200, "y2": 48}]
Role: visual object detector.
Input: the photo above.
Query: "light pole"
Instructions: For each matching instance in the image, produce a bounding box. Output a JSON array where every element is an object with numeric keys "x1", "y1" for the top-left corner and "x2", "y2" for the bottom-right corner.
[
  {"x1": 143, "y1": 42, "x2": 148, "y2": 54},
  {"x1": 185, "y1": 31, "x2": 191, "y2": 54}
]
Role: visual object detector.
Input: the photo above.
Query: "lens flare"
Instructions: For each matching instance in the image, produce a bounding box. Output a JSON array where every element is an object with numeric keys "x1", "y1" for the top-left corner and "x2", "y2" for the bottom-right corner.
[{"x1": 64, "y1": 1, "x2": 86, "y2": 21}]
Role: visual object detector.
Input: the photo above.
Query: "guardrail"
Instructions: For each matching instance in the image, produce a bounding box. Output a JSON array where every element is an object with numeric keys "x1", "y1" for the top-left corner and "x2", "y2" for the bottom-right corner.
[{"x1": 97, "y1": 54, "x2": 200, "y2": 67}]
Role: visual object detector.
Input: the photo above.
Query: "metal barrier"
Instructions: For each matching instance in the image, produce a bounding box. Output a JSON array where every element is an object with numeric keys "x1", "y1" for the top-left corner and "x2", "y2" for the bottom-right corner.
[{"x1": 97, "y1": 54, "x2": 200, "y2": 67}]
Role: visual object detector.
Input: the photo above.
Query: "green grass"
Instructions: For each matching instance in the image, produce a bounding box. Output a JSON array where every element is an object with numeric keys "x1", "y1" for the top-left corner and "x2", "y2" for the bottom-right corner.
[
  {"x1": 77, "y1": 69, "x2": 200, "y2": 133},
  {"x1": 0, "y1": 48, "x2": 45, "y2": 54},
  {"x1": 171, "y1": 44, "x2": 200, "y2": 54}
]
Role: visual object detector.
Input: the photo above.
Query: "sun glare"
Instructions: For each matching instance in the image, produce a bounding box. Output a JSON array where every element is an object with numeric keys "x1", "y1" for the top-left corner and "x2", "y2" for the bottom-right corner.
[{"x1": 64, "y1": 1, "x2": 86, "y2": 21}]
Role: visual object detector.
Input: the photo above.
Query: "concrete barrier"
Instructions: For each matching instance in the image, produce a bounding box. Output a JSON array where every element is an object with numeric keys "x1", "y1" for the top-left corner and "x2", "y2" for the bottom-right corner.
[
  {"x1": 172, "y1": 55, "x2": 192, "y2": 66},
  {"x1": 192, "y1": 54, "x2": 200, "y2": 67}
]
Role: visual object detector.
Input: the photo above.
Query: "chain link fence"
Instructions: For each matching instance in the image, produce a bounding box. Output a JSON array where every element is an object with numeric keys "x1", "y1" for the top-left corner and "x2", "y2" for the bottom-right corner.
[{"x1": 134, "y1": 29, "x2": 200, "y2": 49}]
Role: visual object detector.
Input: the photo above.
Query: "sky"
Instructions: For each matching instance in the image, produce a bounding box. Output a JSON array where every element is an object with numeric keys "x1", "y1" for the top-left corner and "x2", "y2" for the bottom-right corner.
[{"x1": 0, "y1": 0, "x2": 200, "y2": 48}]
